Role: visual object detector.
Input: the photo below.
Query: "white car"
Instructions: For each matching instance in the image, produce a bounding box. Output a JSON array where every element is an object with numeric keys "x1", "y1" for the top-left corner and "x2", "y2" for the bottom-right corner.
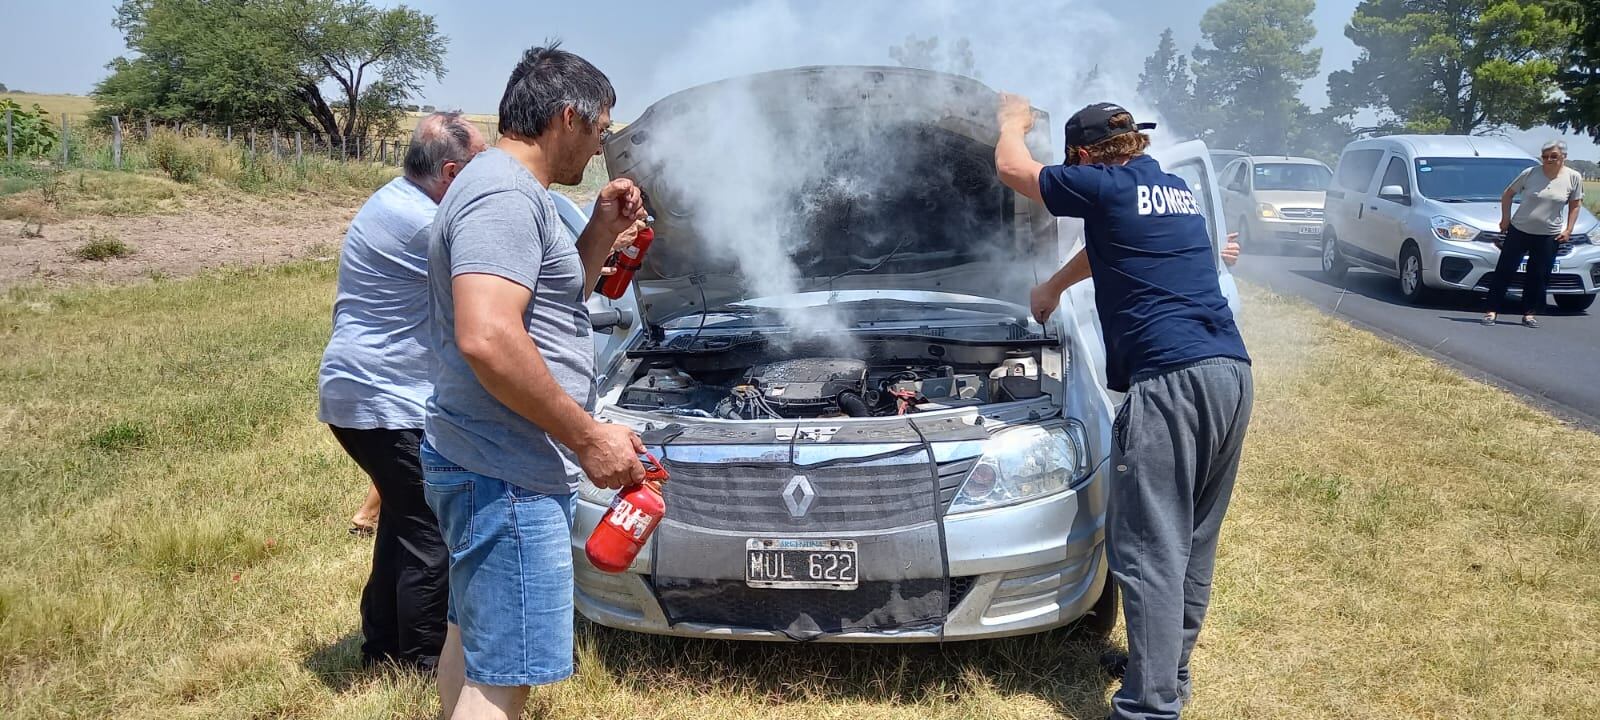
[
  {"x1": 1219, "y1": 156, "x2": 1331, "y2": 255},
  {"x1": 551, "y1": 66, "x2": 1240, "y2": 642}
]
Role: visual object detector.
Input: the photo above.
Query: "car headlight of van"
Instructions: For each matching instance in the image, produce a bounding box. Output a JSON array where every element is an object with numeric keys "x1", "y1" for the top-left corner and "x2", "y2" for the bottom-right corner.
[
  {"x1": 1257, "y1": 202, "x2": 1279, "y2": 219},
  {"x1": 1430, "y1": 216, "x2": 1481, "y2": 242},
  {"x1": 948, "y1": 423, "x2": 1089, "y2": 515}
]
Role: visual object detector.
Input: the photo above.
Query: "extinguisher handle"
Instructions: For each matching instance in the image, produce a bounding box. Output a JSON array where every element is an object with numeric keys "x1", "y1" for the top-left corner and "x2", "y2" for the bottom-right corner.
[{"x1": 638, "y1": 451, "x2": 669, "y2": 484}]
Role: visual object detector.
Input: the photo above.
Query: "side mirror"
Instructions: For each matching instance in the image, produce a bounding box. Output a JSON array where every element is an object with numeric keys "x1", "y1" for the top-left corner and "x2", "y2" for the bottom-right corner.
[{"x1": 1379, "y1": 185, "x2": 1409, "y2": 202}]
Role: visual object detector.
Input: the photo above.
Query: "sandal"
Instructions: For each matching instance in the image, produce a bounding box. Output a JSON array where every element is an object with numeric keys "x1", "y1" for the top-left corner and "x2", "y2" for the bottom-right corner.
[
  {"x1": 1522, "y1": 315, "x2": 1539, "y2": 328},
  {"x1": 1480, "y1": 313, "x2": 1496, "y2": 326},
  {"x1": 349, "y1": 523, "x2": 376, "y2": 538}
]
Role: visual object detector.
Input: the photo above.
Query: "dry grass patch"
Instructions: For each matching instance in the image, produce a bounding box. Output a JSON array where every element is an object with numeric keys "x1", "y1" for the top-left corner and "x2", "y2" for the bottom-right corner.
[{"x1": 0, "y1": 269, "x2": 1595, "y2": 719}]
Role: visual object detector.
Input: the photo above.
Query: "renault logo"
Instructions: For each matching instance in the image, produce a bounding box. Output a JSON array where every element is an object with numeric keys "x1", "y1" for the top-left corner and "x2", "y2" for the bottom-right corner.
[{"x1": 782, "y1": 474, "x2": 815, "y2": 518}]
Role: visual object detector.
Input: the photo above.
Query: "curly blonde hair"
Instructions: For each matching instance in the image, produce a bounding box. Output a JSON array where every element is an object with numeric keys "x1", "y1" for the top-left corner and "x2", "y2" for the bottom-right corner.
[{"x1": 1069, "y1": 113, "x2": 1150, "y2": 165}]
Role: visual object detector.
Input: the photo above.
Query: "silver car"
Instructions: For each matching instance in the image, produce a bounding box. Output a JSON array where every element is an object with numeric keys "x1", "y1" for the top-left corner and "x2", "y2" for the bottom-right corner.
[
  {"x1": 556, "y1": 66, "x2": 1239, "y2": 643},
  {"x1": 1218, "y1": 156, "x2": 1331, "y2": 254},
  {"x1": 1322, "y1": 134, "x2": 1600, "y2": 310}
]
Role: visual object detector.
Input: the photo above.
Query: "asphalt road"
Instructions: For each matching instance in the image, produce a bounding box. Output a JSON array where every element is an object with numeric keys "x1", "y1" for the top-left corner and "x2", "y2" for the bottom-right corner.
[{"x1": 1232, "y1": 249, "x2": 1600, "y2": 429}]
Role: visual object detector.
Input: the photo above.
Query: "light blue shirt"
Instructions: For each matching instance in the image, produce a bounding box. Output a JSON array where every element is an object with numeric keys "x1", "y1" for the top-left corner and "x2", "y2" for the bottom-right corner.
[{"x1": 318, "y1": 177, "x2": 438, "y2": 430}]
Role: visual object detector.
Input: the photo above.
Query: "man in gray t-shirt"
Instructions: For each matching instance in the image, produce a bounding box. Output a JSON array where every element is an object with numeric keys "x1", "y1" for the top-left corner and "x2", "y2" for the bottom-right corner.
[{"x1": 422, "y1": 45, "x2": 646, "y2": 718}]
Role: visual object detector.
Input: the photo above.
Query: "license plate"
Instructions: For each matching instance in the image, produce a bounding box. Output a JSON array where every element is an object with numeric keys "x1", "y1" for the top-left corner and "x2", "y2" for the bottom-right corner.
[
  {"x1": 1298, "y1": 225, "x2": 1322, "y2": 235},
  {"x1": 1517, "y1": 258, "x2": 1560, "y2": 274},
  {"x1": 745, "y1": 539, "x2": 858, "y2": 590}
]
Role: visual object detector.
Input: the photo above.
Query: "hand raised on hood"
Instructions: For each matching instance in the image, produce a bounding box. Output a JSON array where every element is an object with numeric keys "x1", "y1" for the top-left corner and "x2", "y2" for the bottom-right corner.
[{"x1": 997, "y1": 92, "x2": 1035, "y2": 135}]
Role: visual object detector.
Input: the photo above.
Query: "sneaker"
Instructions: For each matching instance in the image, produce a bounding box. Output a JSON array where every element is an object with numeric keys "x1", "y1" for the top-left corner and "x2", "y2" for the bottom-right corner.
[
  {"x1": 1099, "y1": 649, "x2": 1129, "y2": 680},
  {"x1": 1523, "y1": 316, "x2": 1540, "y2": 328}
]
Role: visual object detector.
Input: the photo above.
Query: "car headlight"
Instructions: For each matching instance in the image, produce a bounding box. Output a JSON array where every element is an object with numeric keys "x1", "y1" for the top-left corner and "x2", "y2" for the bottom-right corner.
[
  {"x1": 1257, "y1": 202, "x2": 1279, "y2": 219},
  {"x1": 575, "y1": 445, "x2": 665, "y2": 505},
  {"x1": 1430, "y1": 216, "x2": 1481, "y2": 242},
  {"x1": 947, "y1": 423, "x2": 1089, "y2": 515}
]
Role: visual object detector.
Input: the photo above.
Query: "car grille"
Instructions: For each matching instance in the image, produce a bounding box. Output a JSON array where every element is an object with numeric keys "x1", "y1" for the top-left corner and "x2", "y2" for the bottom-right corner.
[
  {"x1": 1478, "y1": 272, "x2": 1586, "y2": 292},
  {"x1": 1476, "y1": 231, "x2": 1506, "y2": 245},
  {"x1": 662, "y1": 455, "x2": 978, "y2": 533},
  {"x1": 1278, "y1": 207, "x2": 1324, "y2": 220},
  {"x1": 645, "y1": 576, "x2": 974, "y2": 635}
]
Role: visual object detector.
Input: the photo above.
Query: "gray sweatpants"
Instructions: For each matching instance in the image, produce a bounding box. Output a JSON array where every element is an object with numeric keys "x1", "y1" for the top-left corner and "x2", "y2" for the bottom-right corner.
[{"x1": 1107, "y1": 357, "x2": 1254, "y2": 720}]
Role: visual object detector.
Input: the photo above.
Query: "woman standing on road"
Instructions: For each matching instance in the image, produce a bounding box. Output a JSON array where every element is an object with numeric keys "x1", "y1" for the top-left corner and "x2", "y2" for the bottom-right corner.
[{"x1": 1483, "y1": 140, "x2": 1585, "y2": 328}]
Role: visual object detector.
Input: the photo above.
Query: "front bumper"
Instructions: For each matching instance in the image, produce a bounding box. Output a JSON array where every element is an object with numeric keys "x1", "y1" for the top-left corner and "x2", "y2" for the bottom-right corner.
[
  {"x1": 1248, "y1": 216, "x2": 1324, "y2": 246},
  {"x1": 1424, "y1": 236, "x2": 1600, "y2": 295},
  {"x1": 570, "y1": 461, "x2": 1109, "y2": 643}
]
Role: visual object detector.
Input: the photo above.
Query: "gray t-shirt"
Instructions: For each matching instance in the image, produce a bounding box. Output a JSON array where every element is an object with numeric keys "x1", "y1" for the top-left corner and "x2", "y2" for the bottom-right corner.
[
  {"x1": 1508, "y1": 165, "x2": 1584, "y2": 236},
  {"x1": 424, "y1": 148, "x2": 595, "y2": 494},
  {"x1": 318, "y1": 177, "x2": 437, "y2": 430}
]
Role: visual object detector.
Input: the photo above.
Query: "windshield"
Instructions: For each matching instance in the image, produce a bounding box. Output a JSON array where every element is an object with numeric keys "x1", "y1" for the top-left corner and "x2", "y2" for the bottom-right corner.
[
  {"x1": 1415, "y1": 157, "x2": 1537, "y2": 202},
  {"x1": 1252, "y1": 163, "x2": 1331, "y2": 191}
]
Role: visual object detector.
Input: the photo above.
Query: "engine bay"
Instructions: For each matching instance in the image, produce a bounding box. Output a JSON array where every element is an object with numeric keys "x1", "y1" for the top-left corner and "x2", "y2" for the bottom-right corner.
[{"x1": 616, "y1": 347, "x2": 1047, "y2": 420}]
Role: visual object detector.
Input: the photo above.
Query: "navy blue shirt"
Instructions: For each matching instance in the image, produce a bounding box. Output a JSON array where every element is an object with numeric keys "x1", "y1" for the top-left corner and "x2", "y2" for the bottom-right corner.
[{"x1": 1038, "y1": 155, "x2": 1249, "y2": 392}]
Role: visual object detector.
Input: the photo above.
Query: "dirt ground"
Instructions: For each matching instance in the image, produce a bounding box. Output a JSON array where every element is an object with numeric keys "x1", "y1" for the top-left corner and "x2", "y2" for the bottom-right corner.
[{"x1": 0, "y1": 199, "x2": 358, "y2": 291}]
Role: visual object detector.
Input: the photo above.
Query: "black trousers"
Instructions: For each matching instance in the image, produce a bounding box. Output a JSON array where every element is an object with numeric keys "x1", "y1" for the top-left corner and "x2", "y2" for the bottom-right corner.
[
  {"x1": 329, "y1": 425, "x2": 447, "y2": 668},
  {"x1": 1487, "y1": 227, "x2": 1558, "y2": 314}
]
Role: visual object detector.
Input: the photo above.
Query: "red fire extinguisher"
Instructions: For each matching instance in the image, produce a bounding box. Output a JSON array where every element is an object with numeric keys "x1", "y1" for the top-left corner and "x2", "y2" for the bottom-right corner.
[
  {"x1": 598, "y1": 224, "x2": 655, "y2": 300},
  {"x1": 585, "y1": 452, "x2": 669, "y2": 573}
]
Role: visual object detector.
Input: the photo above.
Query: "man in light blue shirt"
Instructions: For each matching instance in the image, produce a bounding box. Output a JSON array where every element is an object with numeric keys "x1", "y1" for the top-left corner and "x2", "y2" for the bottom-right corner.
[{"x1": 318, "y1": 111, "x2": 485, "y2": 672}]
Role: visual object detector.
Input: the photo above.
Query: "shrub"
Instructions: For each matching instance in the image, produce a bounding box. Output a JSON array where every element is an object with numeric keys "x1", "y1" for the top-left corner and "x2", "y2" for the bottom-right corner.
[
  {"x1": 147, "y1": 130, "x2": 202, "y2": 183},
  {"x1": 71, "y1": 229, "x2": 132, "y2": 261},
  {"x1": 0, "y1": 99, "x2": 59, "y2": 159}
]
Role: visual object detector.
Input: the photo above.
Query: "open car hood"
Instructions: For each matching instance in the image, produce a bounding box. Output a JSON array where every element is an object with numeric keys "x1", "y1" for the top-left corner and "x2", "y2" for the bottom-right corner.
[{"x1": 603, "y1": 66, "x2": 1059, "y2": 326}]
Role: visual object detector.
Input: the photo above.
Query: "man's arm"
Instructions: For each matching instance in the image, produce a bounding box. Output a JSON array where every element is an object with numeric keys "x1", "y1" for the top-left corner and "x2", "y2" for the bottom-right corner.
[
  {"x1": 1561, "y1": 198, "x2": 1581, "y2": 241},
  {"x1": 453, "y1": 273, "x2": 643, "y2": 488},
  {"x1": 1028, "y1": 250, "x2": 1092, "y2": 324}
]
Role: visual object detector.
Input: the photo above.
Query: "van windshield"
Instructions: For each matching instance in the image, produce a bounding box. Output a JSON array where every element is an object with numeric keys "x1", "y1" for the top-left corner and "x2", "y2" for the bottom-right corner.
[
  {"x1": 1252, "y1": 163, "x2": 1331, "y2": 191},
  {"x1": 1414, "y1": 157, "x2": 1537, "y2": 203}
]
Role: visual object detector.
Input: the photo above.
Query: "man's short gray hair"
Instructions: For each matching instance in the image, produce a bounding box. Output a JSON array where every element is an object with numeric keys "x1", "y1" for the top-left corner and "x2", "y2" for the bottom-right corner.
[
  {"x1": 1541, "y1": 140, "x2": 1568, "y2": 156},
  {"x1": 404, "y1": 112, "x2": 477, "y2": 184}
]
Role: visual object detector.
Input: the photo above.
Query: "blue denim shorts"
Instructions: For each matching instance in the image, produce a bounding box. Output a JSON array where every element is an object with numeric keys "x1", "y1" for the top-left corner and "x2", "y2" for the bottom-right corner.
[{"x1": 420, "y1": 441, "x2": 576, "y2": 687}]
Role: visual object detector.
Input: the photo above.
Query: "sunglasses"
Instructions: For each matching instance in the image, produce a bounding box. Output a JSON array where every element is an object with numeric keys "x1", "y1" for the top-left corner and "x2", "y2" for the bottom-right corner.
[{"x1": 1542, "y1": 153, "x2": 1562, "y2": 160}]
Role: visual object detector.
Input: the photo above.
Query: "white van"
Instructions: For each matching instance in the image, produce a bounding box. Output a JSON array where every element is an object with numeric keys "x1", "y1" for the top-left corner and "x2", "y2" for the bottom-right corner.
[{"x1": 1322, "y1": 135, "x2": 1599, "y2": 310}]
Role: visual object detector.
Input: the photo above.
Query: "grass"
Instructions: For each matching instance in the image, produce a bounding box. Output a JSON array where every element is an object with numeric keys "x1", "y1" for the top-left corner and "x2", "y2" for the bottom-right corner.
[
  {"x1": 70, "y1": 229, "x2": 133, "y2": 261},
  {"x1": 1, "y1": 92, "x2": 97, "y2": 124},
  {"x1": 1587, "y1": 181, "x2": 1598, "y2": 217},
  {"x1": 2, "y1": 266, "x2": 1598, "y2": 719}
]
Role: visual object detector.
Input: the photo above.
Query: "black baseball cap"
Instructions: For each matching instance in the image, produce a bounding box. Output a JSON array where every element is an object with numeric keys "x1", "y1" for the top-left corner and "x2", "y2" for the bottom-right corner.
[{"x1": 1064, "y1": 102, "x2": 1157, "y2": 148}]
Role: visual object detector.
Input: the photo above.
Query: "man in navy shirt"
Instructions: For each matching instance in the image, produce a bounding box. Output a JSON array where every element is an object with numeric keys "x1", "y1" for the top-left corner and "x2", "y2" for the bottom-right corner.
[{"x1": 996, "y1": 96, "x2": 1254, "y2": 720}]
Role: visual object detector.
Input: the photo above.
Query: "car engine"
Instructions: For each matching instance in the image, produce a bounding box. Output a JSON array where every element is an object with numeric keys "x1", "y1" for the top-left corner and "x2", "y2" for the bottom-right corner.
[{"x1": 616, "y1": 352, "x2": 1042, "y2": 420}]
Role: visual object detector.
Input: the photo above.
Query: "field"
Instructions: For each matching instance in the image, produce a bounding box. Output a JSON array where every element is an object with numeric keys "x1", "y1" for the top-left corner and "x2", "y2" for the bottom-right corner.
[
  {"x1": 1587, "y1": 181, "x2": 1598, "y2": 216},
  {"x1": 1, "y1": 92, "x2": 97, "y2": 123},
  {"x1": 0, "y1": 254, "x2": 1596, "y2": 718}
]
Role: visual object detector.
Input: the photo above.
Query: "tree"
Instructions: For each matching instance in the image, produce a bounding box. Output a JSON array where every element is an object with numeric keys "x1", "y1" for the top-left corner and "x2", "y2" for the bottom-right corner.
[
  {"x1": 888, "y1": 34, "x2": 980, "y2": 79},
  {"x1": 1191, "y1": 0, "x2": 1322, "y2": 154},
  {"x1": 1551, "y1": 0, "x2": 1600, "y2": 140},
  {"x1": 0, "y1": 82, "x2": 8, "y2": 93},
  {"x1": 1329, "y1": 0, "x2": 1572, "y2": 135},
  {"x1": 1139, "y1": 28, "x2": 1204, "y2": 141},
  {"x1": 93, "y1": 0, "x2": 446, "y2": 146},
  {"x1": 1568, "y1": 158, "x2": 1599, "y2": 178}
]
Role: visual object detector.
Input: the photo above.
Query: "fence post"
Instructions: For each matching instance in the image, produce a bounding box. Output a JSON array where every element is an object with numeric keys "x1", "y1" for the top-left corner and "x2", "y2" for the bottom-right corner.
[
  {"x1": 202, "y1": 124, "x2": 208, "y2": 139},
  {"x1": 249, "y1": 128, "x2": 256, "y2": 156},
  {"x1": 296, "y1": 132, "x2": 303, "y2": 163},
  {"x1": 341, "y1": 135, "x2": 348, "y2": 159},
  {"x1": 145, "y1": 118, "x2": 152, "y2": 141},
  {"x1": 5, "y1": 108, "x2": 11, "y2": 163},
  {"x1": 226, "y1": 126, "x2": 232, "y2": 143},
  {"x1": 112, "y1": 116, "x2": 123, "y2": 170},
  {"x1": 272, "y1": 129, "x2": 280, "y2": 157},
  {"x1": 61, "y1": 114, "x2": 69, "y2": 165}
]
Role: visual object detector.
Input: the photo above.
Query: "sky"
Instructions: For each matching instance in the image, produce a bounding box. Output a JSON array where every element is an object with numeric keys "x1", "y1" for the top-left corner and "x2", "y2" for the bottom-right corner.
[{"x1": 2, "y1": 0, "x2": 1595, "y2": 160}]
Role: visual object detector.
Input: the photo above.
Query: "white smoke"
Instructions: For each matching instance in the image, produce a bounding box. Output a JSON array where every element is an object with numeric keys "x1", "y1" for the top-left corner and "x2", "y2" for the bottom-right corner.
[{"x1": 624, "y1": 0, "x2": 1166, "y2": 343}]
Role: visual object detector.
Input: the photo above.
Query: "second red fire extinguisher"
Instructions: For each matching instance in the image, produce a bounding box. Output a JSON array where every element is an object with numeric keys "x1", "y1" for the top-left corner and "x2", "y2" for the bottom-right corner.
[
  {"x1": 598, "y1": 223, "x2": 654, "y2": 300},
  {"x1": 584, "y1": 451, "x2": 669, "y2": 574}
]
